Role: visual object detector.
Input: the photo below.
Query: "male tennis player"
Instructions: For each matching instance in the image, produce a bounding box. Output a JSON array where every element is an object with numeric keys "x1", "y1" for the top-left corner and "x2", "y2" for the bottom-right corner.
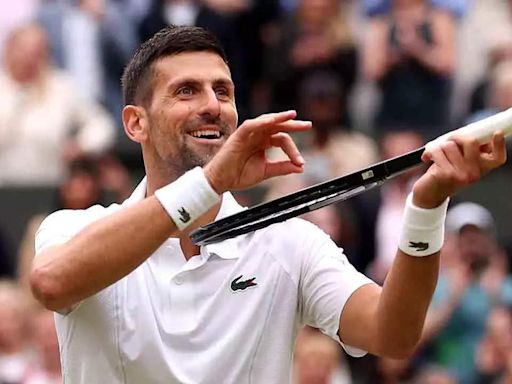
[{"x1": 30, "y1": 26, "x2": 506, "y2": 383}]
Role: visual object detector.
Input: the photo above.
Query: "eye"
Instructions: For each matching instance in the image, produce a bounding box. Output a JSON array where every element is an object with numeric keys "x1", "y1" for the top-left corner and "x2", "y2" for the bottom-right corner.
[
  {"x1": 215, "y1": 86, "x2": 231, "y2": 99},
  {"x1": 177, "y1": 86, "x2": 194, "y2": 96}
]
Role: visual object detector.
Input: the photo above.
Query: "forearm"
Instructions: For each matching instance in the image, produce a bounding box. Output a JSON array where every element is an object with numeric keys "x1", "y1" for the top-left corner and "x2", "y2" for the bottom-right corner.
[
  {"x1": 373, "y1": 192, "x2": 447, "y2": 357},
  {"x1": 31, "y1": 197, "x2": 177, "y2": 311},
  {"x1": 374, "y1": 250, "x2": 440, "y2": 357}
]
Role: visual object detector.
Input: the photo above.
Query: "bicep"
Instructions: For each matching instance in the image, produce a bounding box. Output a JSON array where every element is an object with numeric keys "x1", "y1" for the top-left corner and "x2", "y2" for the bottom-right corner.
[{"x1": 338, "y1": 283, "x2": 382, "y2": 355}]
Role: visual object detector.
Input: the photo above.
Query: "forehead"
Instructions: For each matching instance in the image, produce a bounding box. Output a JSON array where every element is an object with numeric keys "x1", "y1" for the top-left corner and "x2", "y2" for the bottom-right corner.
[{"x1": 152, "y1": 51, "x2": 232, "y2": 87}]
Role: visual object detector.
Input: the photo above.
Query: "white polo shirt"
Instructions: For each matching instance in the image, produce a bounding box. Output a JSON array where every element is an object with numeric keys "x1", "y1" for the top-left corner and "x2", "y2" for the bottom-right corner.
[{"x1": 35, "y1": 178, "x2": 374, "y2": 384}]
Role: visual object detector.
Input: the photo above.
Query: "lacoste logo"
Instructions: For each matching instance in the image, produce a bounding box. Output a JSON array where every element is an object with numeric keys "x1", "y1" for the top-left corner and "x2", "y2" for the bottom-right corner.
[
  {"x1": 178, "y1": 207, "x2": 191, "y2": 223},
  {"x1": 408, "y1": 241, "x2": 429, "y2": 252},
  {"x1": 230, "y1": 275, "x2": 257, "y2": 292}
]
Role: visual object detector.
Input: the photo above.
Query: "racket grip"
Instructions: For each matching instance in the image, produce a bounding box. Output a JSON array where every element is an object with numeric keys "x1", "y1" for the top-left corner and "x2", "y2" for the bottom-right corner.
[{"x1": 425, "y1": 108, "x2": 512, "y2": 152}]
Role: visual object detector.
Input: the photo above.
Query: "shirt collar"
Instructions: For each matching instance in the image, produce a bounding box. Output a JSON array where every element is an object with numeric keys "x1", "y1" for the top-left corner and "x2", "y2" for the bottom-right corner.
[{"x1": 123, "y1": 176, "x2": 247, "y2": 260}]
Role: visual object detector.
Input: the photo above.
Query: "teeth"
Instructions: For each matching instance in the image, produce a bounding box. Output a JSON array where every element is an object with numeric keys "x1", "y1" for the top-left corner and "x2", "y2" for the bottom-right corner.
[{"x1": 190, "y1": 130, "x2": 221, "y2": 138}]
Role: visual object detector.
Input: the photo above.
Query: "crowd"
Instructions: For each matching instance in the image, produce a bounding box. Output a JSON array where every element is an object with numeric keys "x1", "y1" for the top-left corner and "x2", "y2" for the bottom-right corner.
[{"x1": 1, "y1": 0, "x2": 512, "y2": 383}]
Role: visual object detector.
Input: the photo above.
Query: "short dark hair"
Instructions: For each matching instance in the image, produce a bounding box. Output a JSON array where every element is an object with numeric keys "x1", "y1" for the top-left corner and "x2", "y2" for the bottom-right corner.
[{"x1": 121, "y1": 26, "x2": 228, "y2": 106}]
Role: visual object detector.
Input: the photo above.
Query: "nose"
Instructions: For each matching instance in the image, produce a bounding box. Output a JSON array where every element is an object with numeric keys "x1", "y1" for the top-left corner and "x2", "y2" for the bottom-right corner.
[{"x1": 198, "y1": 88, "x2": 221, "y2": 118}]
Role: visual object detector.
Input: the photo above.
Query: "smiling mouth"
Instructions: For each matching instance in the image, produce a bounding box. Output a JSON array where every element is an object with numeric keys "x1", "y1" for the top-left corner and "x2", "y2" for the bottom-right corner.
[{"x1": 188, "y1": 129, "x2": 223, "y2": 140}]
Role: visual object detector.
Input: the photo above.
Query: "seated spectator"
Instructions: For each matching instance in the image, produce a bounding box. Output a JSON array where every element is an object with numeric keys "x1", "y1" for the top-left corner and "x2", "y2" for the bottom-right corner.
[
  {"x1": 475, "y1": 304, "x2": 512, "y2": 383},
  {"x1": 362, "y1": 0, "x2": 456, "y2": 138},
  {"x1": 0, "y1": 23, "x2": 116, "y2": 186},
  {"x1": 264, "y1": 0, "x2": 358, "y2": 117},
  {"x1": 293, "y1": 327, "x2": 351, "y2": 384},
  {"x1": 419, "y1": 202, "x2": 512, "y2": 383},
  {"x1": 22, "y1": 308, "x2": 61, "y2": 384},
  {"x1": 0, "y1": 280, "x2": 32, "y2": 384}
]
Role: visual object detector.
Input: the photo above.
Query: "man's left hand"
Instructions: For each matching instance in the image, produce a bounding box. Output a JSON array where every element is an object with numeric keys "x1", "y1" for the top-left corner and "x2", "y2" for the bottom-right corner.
[{"x1": 412, "y1": 132, "x2": 507, "y2": 209}]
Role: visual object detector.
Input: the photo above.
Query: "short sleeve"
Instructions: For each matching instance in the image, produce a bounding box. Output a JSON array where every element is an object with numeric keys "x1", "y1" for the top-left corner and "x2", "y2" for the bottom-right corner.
[
  {"x1": 298, "y1": 222, "x2": 375, "y2": 357},
  {"x1": 35, "y1": 210, "x2": 80, "y2": 254}
]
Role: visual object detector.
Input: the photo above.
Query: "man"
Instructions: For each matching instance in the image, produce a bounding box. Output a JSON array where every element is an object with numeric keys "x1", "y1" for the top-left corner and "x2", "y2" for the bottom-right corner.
[{"x1": 30, "y1": 26, "x2": 506, "y2": 383}]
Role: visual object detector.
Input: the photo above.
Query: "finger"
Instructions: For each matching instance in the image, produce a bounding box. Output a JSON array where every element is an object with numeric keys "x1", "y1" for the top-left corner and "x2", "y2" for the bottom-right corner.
[
  {"x1": 481, "y1": 131, "x2": 507, "y2": 172},
  {"x1": 265, "y1": 160, "x2": 304, "y2": 179},
  {"x1": 441, "y1": 140, "x2": 470, "y2": 171},
  {"x1": 269, "y1": 133, "x2": 305, "y2": 166},
  {"x1": 266, "y1": 119, "x2": 312, "y2": 135},
  {"x1": 450, "y1": 135, "x2": 480, "y2": 165},
  {"x1": 257, "y1": 110, "x2": 297, "y2": 121},
  {"x1": 237, "y1": 112, "x2": 307, "y2": 138},
  {"x1": 259, "y1": 110, "x2": 297, "y2": 125},
  {"x1": 428, "y1": 144, "x2": 455, "y2": 175}
]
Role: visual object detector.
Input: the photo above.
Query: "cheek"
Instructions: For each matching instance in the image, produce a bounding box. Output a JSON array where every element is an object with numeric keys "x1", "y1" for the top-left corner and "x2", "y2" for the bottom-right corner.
[{"x1": 223, "y1": 104, "x2": 238, "y2": 129}]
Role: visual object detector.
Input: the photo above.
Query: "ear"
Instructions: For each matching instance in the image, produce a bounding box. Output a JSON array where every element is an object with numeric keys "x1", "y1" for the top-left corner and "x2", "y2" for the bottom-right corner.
[{"x1": 122, "y1": 105, "x2": 149, "y2": 144}]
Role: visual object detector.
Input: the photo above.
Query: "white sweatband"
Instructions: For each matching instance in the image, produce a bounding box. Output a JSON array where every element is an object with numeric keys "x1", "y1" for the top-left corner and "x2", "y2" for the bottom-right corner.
[
  {"x1": 154, "y1": 167, "x2": 220, "y2": 230},
  {"x1": 398, "y1": 193, "x2": 449, "y2": 257}
]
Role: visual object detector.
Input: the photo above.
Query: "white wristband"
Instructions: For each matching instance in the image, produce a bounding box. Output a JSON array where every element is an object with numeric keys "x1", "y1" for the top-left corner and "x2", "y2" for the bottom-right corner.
[
  {"x1": 154, "y1": 167, "x2": 220, "y2": 230},
  {"x1": 398, "y1": 193, "x2": 449, "y2": 257}
]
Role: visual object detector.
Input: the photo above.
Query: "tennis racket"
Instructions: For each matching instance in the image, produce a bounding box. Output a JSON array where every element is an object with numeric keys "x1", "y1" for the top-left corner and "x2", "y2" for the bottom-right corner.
[{"x1": 190, "y1": 108, "x2": 512, "y2": 246}]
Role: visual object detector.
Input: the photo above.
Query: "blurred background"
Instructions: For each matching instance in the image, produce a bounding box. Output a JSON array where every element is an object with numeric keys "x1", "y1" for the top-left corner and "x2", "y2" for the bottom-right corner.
[{"x1": 1, "y1": 0, "x2": 512, "y2": 383}]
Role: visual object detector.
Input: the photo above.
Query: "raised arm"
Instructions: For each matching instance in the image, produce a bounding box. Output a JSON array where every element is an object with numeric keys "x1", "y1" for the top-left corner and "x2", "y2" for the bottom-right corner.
[
  {"x1": 338, "y1": 132, "x2": 506, "y2": 358},
  {"x1": 30, "y1": 110, "x2": 311, "y2": 312}
]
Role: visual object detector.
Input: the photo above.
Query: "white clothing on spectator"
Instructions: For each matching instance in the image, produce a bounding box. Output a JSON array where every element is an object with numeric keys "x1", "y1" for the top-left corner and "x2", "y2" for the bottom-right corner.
[{"x1": 0, "y1": 69, "x2": 115, "y2": 186}]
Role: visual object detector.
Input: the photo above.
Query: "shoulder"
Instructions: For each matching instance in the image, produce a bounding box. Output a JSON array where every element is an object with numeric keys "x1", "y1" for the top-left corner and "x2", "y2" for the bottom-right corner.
[
  {"x1": 260, "y1": 218, "x2": 332, "y2": 248},
  {"x1": 35, "y1": 203, "x2": 120, "y2": 253},
  {"x1": 39, "y1": 203, "x2": 117, "y2": 230},
  {"x1": 255, "y1": 217, "x2": 344, "y2": 271}
]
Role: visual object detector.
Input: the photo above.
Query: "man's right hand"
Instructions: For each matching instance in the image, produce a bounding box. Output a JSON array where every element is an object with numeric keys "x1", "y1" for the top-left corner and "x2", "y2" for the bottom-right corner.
[{"x1": 203, "y1": 110, "x2": 312, "y2": 194}]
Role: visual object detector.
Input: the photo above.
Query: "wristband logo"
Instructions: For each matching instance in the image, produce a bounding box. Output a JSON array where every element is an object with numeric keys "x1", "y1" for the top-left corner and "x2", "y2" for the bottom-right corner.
[
  {"x1": 178, "y1": 207, "x2": 191, "y2": 223},
  {"x1": 408, "y1": 241, "x2": 429, "y2": 252}
]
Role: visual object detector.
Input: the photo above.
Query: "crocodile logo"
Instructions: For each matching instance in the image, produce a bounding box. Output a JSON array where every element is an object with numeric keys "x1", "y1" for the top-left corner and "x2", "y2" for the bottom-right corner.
[
  {"x1": 408, "y1": 241, "x2": 429, "y2": 252},
  {"x1": 230, "y1": 275, "x2": 257, "y2": 292}
]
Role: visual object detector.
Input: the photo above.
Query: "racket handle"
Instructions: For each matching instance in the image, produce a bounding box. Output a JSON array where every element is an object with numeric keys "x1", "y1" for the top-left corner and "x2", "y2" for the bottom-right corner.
[{"x1": 425, "y1": 108, "x2": 512, "y2": 152}]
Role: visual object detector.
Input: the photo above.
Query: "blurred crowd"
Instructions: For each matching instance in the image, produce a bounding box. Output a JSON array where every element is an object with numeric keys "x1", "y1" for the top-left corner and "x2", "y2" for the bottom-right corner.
[{"x1": 1, "y1": 0, "x2": 512, "y2": 383}]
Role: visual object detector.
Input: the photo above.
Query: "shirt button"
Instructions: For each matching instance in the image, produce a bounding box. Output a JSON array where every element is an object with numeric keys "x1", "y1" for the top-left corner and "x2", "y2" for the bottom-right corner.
[{"x1": 174, "y1": 276, "x2": 184, "y2": 285}]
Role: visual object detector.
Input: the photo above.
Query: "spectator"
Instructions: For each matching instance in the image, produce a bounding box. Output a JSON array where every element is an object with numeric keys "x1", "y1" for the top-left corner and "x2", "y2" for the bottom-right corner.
[
  {"x1": 0, "y1": 23, "x2": 116, "y2": 186},
  {"x1": 264, "y1": 0, "x2": 358, "y2": 119},
  {"x1": 420, "y1": 202, "x2": 512, "y2": 383},
  {"x1": 475, "y1": 304, "x2": 512, "y2": 383},
  {"x1": 362, "y1": 0, "x2": 468, "y2": 19},
  {"x1": 22, "y1": 308, "x2": 61, "y2": 384},
  {"x1": 362, "y1": 0, "x2": 456, "y2": 138},
  {"x1": 467, "y1": 60, "x2": 512, "y2": 124},
  {"x1": 293, "y1": 327, "x2": 351, "y2": 384},
  {"x1": 0, "y1": 280, "x2": 32, "y2": 384},
  {"x1": 297, "y1": 70, "x2": 379, "y2": 181},
  {"x1": 38, "y1": 0, "x2": 138, "y2": 119},
  {"x1": 0, "y1": 1, "x2": 40, "y2": 60}
]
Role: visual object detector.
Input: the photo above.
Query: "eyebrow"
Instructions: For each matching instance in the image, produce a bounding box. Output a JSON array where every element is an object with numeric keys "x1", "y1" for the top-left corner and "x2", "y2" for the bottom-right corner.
[{"x1": 167, "y1": 77, "x2": 235, "y2": 93}]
